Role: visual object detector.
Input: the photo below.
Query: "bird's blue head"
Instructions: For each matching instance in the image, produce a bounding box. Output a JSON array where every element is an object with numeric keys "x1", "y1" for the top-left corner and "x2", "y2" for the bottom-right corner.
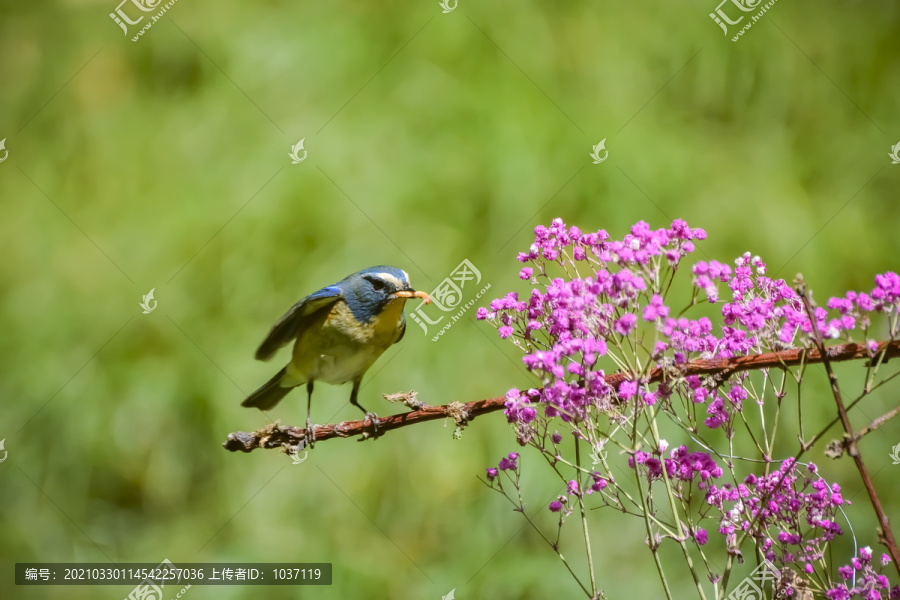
[{"x1": 338, "y1": 266, "x2": 428, "y2": 323}]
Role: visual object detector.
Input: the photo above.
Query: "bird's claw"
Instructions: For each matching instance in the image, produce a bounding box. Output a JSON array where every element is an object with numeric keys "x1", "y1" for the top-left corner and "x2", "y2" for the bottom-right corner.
[
  {"x1": 355, "y1": 412, "x2": 384, "y2": 441},
  {"x1": 305, "y1": 418, "x2": 317, "y2": 448},
  {"x1": 364, "y1": 412, "x2": 381, "y2": 432}
]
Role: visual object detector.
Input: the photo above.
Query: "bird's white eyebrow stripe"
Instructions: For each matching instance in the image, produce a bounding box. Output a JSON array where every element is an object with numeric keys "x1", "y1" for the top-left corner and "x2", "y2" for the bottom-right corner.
[{"x1": 370, "y1": 273, "x2": 406, "y2": 288}]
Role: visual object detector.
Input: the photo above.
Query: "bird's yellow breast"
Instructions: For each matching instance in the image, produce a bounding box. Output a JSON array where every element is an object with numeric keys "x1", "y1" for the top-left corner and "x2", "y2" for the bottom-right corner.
[
  {"x1": 285, "y1": 298, "x2": 406, "y2": 385},
  {"x1": 369, "y1": 298, "x2": 407, "y2": 344},
  {"x1": 322, "y1": 298, "x2": 405, "y2": 345}
]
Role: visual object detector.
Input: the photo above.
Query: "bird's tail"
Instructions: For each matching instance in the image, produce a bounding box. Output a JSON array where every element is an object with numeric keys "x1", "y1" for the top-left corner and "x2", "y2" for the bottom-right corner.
[{"x1": 242, "y1": 367, "x2": 292, "y2": 410}]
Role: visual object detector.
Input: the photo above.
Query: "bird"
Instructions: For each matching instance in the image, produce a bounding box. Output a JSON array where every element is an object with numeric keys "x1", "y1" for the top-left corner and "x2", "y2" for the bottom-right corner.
[{"x1": 242, "y1": 266, "x2": 431, "y2": 436}]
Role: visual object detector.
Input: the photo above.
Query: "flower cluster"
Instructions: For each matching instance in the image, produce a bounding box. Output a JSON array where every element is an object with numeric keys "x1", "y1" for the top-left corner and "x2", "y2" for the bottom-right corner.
[
  {"x1": 547, "y1": 471, "x2": 610, "y2": 514},
  {"x1": 708, "y1": 254, "x2": 899, "y2": 351},
  {"x1": 486, "y1": 451, "x2": 519, "y2": 483},
  {"x1": 629, "y1": 445, "x2": 723, "y2": 488},
  {"x1": 510, "y1": 218, "x2": 703, "y2": 270},
  {"x1": 826, "y1": 547, "x2": 899, "y2": 600},
  {"x1": 478, "y1": 218, "x2": 900, "y2": 439},
  {"x1": 705, "y1": 460, "x2": 844, "y2": 569},
  {"x1": 477, "y1": 218, "x2": 900, "y2": 599},
  {"x1": 477, "y1": 219, "x2": 711, "y2": 430}
]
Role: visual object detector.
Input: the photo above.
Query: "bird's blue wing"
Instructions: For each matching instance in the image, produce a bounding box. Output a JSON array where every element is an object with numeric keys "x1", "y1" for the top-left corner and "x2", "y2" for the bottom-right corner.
[{"x1": 255, "y1": 285, "x2": 343, "y2": 361}]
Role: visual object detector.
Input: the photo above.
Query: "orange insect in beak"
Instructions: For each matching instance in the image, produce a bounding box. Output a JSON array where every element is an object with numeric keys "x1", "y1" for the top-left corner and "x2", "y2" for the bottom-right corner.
[{"x1": 393, "y1": 290, "x2": 432, "y2": 304}]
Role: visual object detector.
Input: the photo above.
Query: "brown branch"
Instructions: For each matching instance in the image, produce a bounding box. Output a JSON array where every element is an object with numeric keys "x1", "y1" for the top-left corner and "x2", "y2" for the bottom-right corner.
[
  {"x1": 222, "y1": 398, "x2": 502, "y2": 453},
  {"x1": 223, "y1": 339, "x2": 900, "y2": 453},
  {"x1": 799, "y1": 287, "x2": 900, "y2": 576}
]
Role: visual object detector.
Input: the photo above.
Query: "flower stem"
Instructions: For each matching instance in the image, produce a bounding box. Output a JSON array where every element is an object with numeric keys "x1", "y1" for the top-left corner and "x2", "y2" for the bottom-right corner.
[{"x1": 576, "y1": 440, "x2": 598, "y2": 597}]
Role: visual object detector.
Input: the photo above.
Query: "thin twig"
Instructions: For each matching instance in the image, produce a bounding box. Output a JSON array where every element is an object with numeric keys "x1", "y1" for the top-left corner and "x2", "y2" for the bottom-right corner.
[{"x1": 852, "y1": 405, "x2": 900, "y2": 442}]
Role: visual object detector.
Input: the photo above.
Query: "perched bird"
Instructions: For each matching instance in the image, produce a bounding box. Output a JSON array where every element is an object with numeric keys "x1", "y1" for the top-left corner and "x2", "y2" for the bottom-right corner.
[{"x1": 242, "y1": 266, "x2": 431, "y2": 433}]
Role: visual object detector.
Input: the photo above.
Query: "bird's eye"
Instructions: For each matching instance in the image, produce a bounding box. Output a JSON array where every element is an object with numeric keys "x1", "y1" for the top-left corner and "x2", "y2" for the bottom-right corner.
[{"x1": 370, "y1": 279, "x2": 386, "y2": 291}]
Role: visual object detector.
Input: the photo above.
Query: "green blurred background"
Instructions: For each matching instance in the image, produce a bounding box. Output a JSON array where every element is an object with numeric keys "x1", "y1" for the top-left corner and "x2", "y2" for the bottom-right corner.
[{"x1": 1, "y1": 0, "x2": 899, "y2": 598}]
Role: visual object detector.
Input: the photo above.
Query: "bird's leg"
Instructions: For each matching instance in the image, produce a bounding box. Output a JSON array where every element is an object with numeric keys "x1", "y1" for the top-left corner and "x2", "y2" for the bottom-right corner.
[
  {"x1": 350, "y1": 379, "x2": 380, "y2": 432},
  {"x1": 306, "y1": 381, "x2": 316, "y2": 447}
]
